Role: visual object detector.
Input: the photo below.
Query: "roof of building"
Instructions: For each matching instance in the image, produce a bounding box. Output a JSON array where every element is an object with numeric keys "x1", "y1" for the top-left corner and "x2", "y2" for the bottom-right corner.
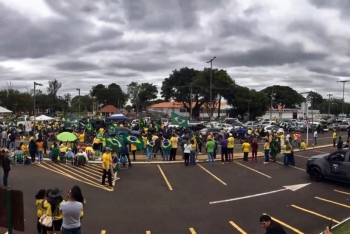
[
  {"x1": 97, "y1": 105, "x2": 117, "y2": 113},
  {"x1": 148, "y1": 101, "x2": 228, "y2": 109}
]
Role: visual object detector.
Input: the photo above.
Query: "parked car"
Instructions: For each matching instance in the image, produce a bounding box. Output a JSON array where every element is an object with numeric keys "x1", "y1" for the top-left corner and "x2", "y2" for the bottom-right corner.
[
  {"x1": 307, "y1": 149, "x2": 350, "y2": 183},
  {"x1": 199, "y1": 128, "x2": 222, "y2": 136},
  {"x1": 264, "y1": 125, "x2": 284, "y2": 134}
]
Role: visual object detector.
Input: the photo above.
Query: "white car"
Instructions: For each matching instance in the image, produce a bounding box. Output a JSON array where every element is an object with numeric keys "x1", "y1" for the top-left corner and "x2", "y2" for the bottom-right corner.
[
  {"x1": 264, "y1": 125, "x2": 284, "y2": 134},
  {"x1": 216, "y1": 123, "x2": 234, "y2": 131}
]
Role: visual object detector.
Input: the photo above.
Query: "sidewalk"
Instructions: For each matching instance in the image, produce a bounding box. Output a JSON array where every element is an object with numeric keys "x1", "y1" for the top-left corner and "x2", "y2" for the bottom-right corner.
[{"x1": 84, "y1": 143, "x2": 334, "y2": 164}]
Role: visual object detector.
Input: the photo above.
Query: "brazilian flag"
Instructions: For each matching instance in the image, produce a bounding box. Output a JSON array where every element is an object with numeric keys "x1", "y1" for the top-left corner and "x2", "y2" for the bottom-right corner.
[
  {"x1": 171, "y1": 112, "x2": 188, "y2": 127},
  {"x1": 86, "y1": 123, "x2": 93, "y2": 132},
  {"x1": 108, "y1": 125, "x2": 118, "y2": 134},
  {"x1": 106, "y1": 137, "x2": 122, "y2": 148},
  {"x1": 147, "y1": 140, "x2": 155, "y2": 148},
  {"x1": 161, "y1": 139, "x2": 171, "y2": 150},
  {"x1": 123, "y1": 133, "x2": 144, "y2": 150}
]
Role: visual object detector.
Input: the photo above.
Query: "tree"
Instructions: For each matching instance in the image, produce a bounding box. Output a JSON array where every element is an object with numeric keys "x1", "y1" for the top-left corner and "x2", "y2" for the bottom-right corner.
[
  {"x1": 47, "y1": 79, "x2": 62, "y2": 112},
  {"x1": 261, "y1": 85, "x2": 305, "y2": 109},
  {"x1": 161, "y1": 67, "x2": 202, "y2": 118},
  {"x1": 127, "y1": 82, "x2": 158, "y2": 112},
  {"x1": 90, "y1": 83, "x2": 128, "y2": 109},
  {"x1": 307, "y1": 91, "x2": 323, "y2": 110},
  {"x1": 191, "y1": 68, "x2": 235, "y2": 118},
  {"x1": 70, "y1": 95, "x2": 93, "y2": 112}
]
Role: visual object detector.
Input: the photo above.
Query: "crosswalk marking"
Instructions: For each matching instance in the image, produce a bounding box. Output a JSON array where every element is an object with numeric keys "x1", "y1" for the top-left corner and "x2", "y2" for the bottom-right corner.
[
  {"x1": 37, "y1": 162, "x2": 112, "y2": 191},
  {"x1": 189, "y1": 227, "x2": 197, "y2": 233}
]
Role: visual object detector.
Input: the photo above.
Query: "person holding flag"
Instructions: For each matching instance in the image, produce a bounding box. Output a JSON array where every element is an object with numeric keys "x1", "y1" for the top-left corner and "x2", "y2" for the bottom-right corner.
[
  {"x1": 146, "y1": 137, "x2": 155, "y2": 160},
  {"x1": 161, "y1": 136, "x2": 172, "y2": 161}
]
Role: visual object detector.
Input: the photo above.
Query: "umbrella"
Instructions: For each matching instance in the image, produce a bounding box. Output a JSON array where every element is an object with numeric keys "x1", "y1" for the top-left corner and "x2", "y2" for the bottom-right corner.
[{"x1": 57, "y1": 132, "x2": 77, "y2": 142}]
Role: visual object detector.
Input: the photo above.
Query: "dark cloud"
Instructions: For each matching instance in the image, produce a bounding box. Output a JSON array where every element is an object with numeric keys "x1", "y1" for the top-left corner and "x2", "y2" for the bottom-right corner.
[
  {"x1": 287, "y1": 20, "x2": 331, "y2": 45},
  {"x1": 219, "y1": 18, "x2": 258, "y2": 38},
  {"x1": 308, "y1": 67, "x2": 350, "y2": 77},
  {"x1": 243, "y1": 5, "x2": 263, "y2": 16},
  {"x1": 215, "y1": 43, "x2": 327, "y2": 67},
  {"x1": 308, "y1": 0, "x2": 350, "y2": 18},
  {"x1": 55, "y1": 61, "x2": 100, "y2": 72},
  {"x1": 109, "y1": 60, "x2": 172, "y2": 72},
  {"x1": 104, "y1": 71, "x2": 141, "y2": 77}
]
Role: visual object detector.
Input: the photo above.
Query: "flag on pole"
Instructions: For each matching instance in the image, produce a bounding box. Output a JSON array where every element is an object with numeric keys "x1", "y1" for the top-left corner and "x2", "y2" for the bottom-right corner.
[
  {"x1": 123, "y1": 133, "x2": 144, "y2": 150},
  {"x1": 171, "y1": 112, "x2": 188, "y2": 127}
]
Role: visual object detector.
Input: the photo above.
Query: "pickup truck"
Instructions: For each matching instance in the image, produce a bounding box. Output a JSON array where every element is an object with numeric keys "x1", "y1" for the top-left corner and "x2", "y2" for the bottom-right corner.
[{"x1": 307, "y1": 149, "x2": 350, "y2": 183}]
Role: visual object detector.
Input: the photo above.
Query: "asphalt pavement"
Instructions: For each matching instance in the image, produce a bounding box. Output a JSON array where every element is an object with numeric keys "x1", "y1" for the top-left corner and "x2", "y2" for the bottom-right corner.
[{"x1": 1, "y1": 146, "x2": 350, "y2": 234}]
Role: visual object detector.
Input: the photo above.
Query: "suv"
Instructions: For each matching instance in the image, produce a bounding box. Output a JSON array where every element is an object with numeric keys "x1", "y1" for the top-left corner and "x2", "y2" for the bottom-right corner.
[{"x1": 307, "y1": 149, "x2": 350, "y2": 183}]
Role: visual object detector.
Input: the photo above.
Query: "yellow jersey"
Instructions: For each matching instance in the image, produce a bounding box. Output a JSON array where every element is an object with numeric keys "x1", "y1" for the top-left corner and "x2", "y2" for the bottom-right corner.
[{"x1": 242, "y1": 142, "x2": 251, "y2": 152}]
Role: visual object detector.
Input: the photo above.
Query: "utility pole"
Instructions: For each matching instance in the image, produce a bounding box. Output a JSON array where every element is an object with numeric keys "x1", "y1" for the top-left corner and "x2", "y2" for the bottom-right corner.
[
  {"x1": 337, "y1": 80, "x2": 349, "y2": 117},
  {"x1": 207, "y1": 56, "x2": 216, "y2": 122},
  {"x1": 327, "y1": 94, "x2": 333, "y2": 115},
  {"x1": 76, "y1": 88, "x2": 81, "y2": 116},
  {"x1": 247, "y1": 100, "x2": 251, "y2": 121},
  {"x1": 190, "y1": 86, "x2": 193, "y2": 120},
  {"x1": 269, "y1": 92, "x2": 275, "y2": 120}
]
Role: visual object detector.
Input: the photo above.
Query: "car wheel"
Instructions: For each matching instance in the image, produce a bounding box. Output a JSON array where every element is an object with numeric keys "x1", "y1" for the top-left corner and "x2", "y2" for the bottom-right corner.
[{"x1": 309, "y1": 167, "x2": 323, "y2": 182}]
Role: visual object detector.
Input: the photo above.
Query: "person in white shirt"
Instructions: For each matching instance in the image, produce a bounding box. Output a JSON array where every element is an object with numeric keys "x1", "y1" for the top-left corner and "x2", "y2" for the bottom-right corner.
[
  {"x1": 75, "y1": 149, "x2": 89, "y2": 164},
  {"x1": 313, "y1": 130, "x2": 318, "y2": 145},
  {"x1": 183, "y1": 141, "x2": 192, "y2": 166}
]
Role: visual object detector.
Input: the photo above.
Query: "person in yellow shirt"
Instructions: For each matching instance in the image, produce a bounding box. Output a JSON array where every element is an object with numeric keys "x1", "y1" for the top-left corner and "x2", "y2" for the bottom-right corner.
[
  {"x1": 169, "y1": 134, "x2": 178, "y2": 161},
  {"x1": 131, "y1": 143, "x2": 137, "y2": 161},
  {"x1": 35, "y1": 189, "x2": 46, "y2": 234},
  {"x1": 101, "y1": 147, "x2": 113, "y2": 187},
  {"x1": 20, "y1": 134, "x2": 26, "y2": 142},
  {"x1": 227, "y1": 133, "x2": 234, "y2": 161},
  {"x1": 263, "y1": 139, "x2": 270, "y2": 164},
  {"x1": 78, "y1": 133, "x2": 85, "y2": 143},
  {"x1": 42, "y1": 188, "x2": 64, "y2": 234},
  {"x1": 93, "y1": 137, "x2": 101, "y2": 159},
  {"x1": 300, "y1": 140, "x2": 306, "y2": 150},
  {"x1": 241, "y1": 140, "x2": 251, "y2": 161},
  {"x1": 332, "y1": 131, "x2": 337, "y2": 147},
  {"x1": 283, "y1": 141, "x2": 294, "y2": 166}
]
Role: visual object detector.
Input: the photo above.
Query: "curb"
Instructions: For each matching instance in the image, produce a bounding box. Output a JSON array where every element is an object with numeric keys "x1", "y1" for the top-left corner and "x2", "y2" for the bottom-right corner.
[
  {"x1": 41, "y1": 143, "x2": 335, "y2": 165},
  {"x1": 319, "y1": 216, "x2": 350, "y2": 234}
]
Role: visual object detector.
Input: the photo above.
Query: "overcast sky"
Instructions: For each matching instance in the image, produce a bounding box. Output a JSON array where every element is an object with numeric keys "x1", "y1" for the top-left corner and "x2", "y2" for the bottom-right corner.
[{"x1": 0, "y1": 0, "x2": 350, "y2": 100}]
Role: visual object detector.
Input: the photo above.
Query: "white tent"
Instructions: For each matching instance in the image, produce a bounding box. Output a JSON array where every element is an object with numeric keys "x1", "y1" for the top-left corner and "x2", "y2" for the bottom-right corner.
[
  {"x1": 0, "y1": 106, "x2": 12, "y2": 113},
  {"x1": 36, "y1": 115, "x2": 54, "y2": 121}
]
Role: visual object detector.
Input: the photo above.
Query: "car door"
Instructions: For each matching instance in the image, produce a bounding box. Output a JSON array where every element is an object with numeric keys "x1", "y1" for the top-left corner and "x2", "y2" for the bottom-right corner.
[{"x1": 328, "y1": 150, "x2": 348, "y2": 181}]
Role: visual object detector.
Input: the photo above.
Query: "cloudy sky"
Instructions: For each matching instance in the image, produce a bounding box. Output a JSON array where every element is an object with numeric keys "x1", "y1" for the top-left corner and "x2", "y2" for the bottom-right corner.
[{"x1": 0, "y1": 0, "x2": 350, "y2": 100}]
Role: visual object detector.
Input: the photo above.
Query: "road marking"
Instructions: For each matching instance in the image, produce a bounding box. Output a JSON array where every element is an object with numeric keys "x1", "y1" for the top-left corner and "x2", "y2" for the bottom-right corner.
[
  {"x1": 189, "y1": 227, "x2": 197, "y2": 233},
  {"x1": 276, "y1": 161, "x2": 306, "y2": 171},
  {"x1": 290, "y1": 205, "x2": 340, "y2": 223},
  {"x1": 157, "y1": 165, "x2": 173, "y2": 191},
  {"x1": 312, "y1": 149, "x2": 329, "y2": 154},
  {"x1": 38, "y1": 163, "x2": 112, "y2": 191},
  {"x1": 146, "y1": 231, "x2": 151, "y2": 234},
  {"x1": 54, "y1": 163, "x2": 102, "y2": 183},
  {"x1": 334, "y1": 189, "x2": 350, "y2": 196},
  {"x1": 270, "y1": 216, "x2": 304, "y2": 234},
  {"x1": 101, "y1": 231, "x2": 106, "y2": 234},
  {"x1": 62, "y1": 163, "x2": 101, "y2": 178},
  {"x1": 234, "y1": 162, "x2": 271, "y2": 178},
  {"x1": 209, "y1": 183, "x2": 309, "y2": 204},
  {"x1": 293, "y1": 154, "x2": 309, "y2": 159},
  {"x1": 229, "y1": 221, "x2": 247, "y2": 234},
  {"x1": 197, "y1": 164, "x2": 227, "y2": 185},
  {"x1": 315, "y1": 197, "x2": 350, "y2": 209}
]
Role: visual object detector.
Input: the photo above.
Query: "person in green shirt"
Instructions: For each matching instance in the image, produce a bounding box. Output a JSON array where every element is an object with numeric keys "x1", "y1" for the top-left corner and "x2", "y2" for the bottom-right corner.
[
  {"x1": 206, "y1": 138, "x2": 216, "y2": 166},
  {"x1": 51, "y1": 142, "x2": 59, "y2": 163}
]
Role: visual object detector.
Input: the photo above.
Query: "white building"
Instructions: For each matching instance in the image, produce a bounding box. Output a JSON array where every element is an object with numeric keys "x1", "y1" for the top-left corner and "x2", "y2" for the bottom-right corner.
[
  {"x1": 147, "y1": 102, "x2": 233, "y2": 118},
  {"x1": 260, "y1": 101, "x2": 320, "y2": 119}
]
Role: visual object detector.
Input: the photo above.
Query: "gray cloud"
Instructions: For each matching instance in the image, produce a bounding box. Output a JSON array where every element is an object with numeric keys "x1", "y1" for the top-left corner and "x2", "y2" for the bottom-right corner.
[
  {"x1": 55, "y1": 61, "x2": 100, "y2": 72},
  {"x1": 0, "y1": 0, "x2": 349, "y2": 101},
  {"x1": 215, "y1": 43, "x2": 327, "y2": 67}
]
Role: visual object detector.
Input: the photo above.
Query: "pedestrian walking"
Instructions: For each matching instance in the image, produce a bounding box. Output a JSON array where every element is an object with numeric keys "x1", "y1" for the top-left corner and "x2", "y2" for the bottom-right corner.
[
  {"x1": 220, "y1": 135, "x2": 228, "y2": 164},
  {"x1": 241, "y1": 139, "x2": 251, "y2": 161},
  {"x1": 263, "y1": 139, "x2": 270, "y2": 164},
  {"x1": 183, "y1": 140, "x2": 191, "y2": 166},
  {"x1": 101, "y1": 147, "x2": 113, "y2": 188},
  {"x1": 206, "y1": 137, "x2": 215, "y2": 166},
  {"x1": 251, "y1": 139, "x2": 258, "y2": 163}
]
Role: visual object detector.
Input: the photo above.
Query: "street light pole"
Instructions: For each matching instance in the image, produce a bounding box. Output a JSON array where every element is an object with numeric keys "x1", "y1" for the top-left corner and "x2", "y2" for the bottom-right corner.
[
  {"x1": 207, "y1": 56, "x2": 216, "y2": 122},
  {"x1": 269, "y1": 92, "x2": 275, "y2": 120},
  {"x1": 247, "y1": 100, "x2": 251, "y2": 121},
  {"x1": 327, "y1": 94, "x2": 333, "y2": 115},
  {"x1": 34, "y1": 82, "x2": 43, "y2": 133},
  {"x1": 337, "y1": 80, "x2": 349, "y2": 117},
  {"x1": 76, "y1": 88, "x2": 81, "y2": 116}
]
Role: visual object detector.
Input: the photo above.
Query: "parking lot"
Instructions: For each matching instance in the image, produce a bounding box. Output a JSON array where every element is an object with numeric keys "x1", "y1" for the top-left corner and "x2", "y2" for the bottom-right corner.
[{"x1": 1, "y1": 146, "x2": 350, "y2": 234}]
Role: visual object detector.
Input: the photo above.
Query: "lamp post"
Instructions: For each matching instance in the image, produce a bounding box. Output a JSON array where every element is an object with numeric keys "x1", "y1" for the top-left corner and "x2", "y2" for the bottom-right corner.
[
  {"x1": 76, "y1": 88, "x2": 81, "y2": 116},
  {"x1": 247, "y1": 100, "x2": 252, "y2": 121},
  {"x1": 327, "y1": 94, "x2": 333, "y2": 115},
  {"x1": 337, "y1": 80, "x2": 349, "y2": 117},
  {"x1": 34, "y1": 82, "x2": 43, "y2": 133},
  {"x1": 269, "y1": 92, "x2": 275, "y2": 120},
  {"x1": 207, "y1": 56, "x2": 216, "y2": 122}
]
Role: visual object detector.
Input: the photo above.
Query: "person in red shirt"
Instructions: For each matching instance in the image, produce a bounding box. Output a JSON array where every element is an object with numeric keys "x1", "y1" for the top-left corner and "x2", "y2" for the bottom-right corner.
[{"x1": 251, "y1": 139, "x2": 258, "y2": 162}]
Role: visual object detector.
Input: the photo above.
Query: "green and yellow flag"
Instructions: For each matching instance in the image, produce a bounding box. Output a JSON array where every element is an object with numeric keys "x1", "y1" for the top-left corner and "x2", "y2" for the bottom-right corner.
[
  {"x1": 171, "y1": 112, "x2": 188, "y2": 127},
  {"x1": 123, "y1": 133, "x2": 144, "y2": 150}
]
